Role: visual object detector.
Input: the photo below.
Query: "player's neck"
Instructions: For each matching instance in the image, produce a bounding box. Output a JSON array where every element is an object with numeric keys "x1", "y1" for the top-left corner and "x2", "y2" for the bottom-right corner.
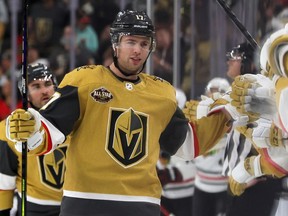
[{"x1": 108, "y1": 63, "x2": 139, "y2": 81}]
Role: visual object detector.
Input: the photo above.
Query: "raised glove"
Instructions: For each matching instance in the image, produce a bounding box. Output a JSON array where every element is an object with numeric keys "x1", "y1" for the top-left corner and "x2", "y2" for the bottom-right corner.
[
  {"x1": 229, "y1": 155, "x2": 262, "y2": 196},
  {"x1": 222, "y1": 103, "x2": 249, "y2": 127},
  {"x1": 6, "y1": 109, "x2": 37, "y2": 141},
  {"x1": 230, "y1": 74, "x2": 277, "y2": 122},
  {"x1": 6, "y1": 108, "x2": 44, "y2": 151},
  {"x1": 209, "y1": 94, "x2": 249, "y2": 127},
  {"x1": 183, "y1": 100, "x2": 199, "y2": 122},
  {"x1": 183, "y1": 93, "x2": 224, "y2": 122}
]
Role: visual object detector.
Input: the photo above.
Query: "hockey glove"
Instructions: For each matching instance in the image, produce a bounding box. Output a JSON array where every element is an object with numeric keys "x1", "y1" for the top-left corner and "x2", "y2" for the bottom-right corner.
[
  {"x1": 183, "y1": 92, "x2": 226, "y2": 122},
  {"x1": 209, "y1": 94, "x2": 249, "y2": 128},
  {"x1": 183, "y1": 100, "x2": 199, "y2": 122},
  {"x1": 6, "y1": 108, "x2": 44, "y2": 151},
  {"x1": 237, "y1": 118, "x2": 288, "y2": 149},
  {"x1": 230, "y1": 74, "x2": 276, "y2": 122},
  {"x1": 183, "y1": 96, "x2": 216, "y2": 121},
  {"x1": 229, "y1": 155, "x2": 262, "y2": 196}
]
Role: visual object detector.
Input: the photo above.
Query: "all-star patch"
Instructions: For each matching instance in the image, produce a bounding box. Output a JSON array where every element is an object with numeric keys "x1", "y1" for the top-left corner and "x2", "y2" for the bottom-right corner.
[{"x1": 90, "y1": 87, "x2": 113, "y2": 103}]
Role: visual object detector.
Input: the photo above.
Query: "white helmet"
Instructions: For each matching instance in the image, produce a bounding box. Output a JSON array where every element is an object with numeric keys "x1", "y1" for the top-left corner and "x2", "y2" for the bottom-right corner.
[
  {"x1": 260, "y1": 23, "x2": 288, "y2": 78},
  {"x1": 205, "y1": 77, "x2": 230, "y2": 95}
]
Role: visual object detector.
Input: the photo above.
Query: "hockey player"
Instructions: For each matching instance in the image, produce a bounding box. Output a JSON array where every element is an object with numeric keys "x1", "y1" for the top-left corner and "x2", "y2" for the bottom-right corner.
[
  {"x1": 259, "y1": 23, "x2": 288, "y2": 134},
  {"x1": 5, "y1": 10, "x2": 247, "y2": 216},
  {"x1": 0, "y1": 63, "x2": 67, "y2": 216},
  {"x1": 184, "y1": 42, "x2": 283, "y2": 216},
  {"x1": 228, "y1": 24, "x2": 288, "y2": 182},
  {"x1": 224, "y1": 42, "x2": 283, "y2": 216}
]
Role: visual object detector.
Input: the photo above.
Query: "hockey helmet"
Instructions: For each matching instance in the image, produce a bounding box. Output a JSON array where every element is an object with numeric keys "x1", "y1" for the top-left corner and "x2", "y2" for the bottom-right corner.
[
  {"x1": 205, "y1": 77, "x2": 230, "y2": 95},
  {"x1": 27, "y1": 63, "x2": 57, "y2": 86},
  {"x1": 226, "y1": 42, "x2": 255, "y2": 74},
  {"x1": 110, "y1": 10, "x2": 156, "y2": 52},
  {"x1": 226, "y1": 42, "x2": 253, "y2": 61},
  {"x1": 260, "y1": 23, "x2": 288, "y2": 78}
]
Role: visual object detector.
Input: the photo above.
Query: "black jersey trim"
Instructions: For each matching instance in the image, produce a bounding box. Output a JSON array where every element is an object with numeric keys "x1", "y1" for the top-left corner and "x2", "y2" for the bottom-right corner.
[
  {"x1": 159, "y1": 107, "x2": 189, "y2": 155},
  {"x1": 40, "y1": 85, "x2": 80, "y2": 136},
  {"x1": 0, "y1": 140, "x2": 18, "y2": 176}
]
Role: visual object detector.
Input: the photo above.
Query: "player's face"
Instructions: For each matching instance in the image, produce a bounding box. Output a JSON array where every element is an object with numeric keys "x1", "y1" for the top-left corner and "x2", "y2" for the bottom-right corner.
[
  {"x1": 28, "y1": 79, "x2": 55, "y2": 109},
  {"x1": 226, "y1": 58, "x2": 241, "y2": 79},
  {"x1": 116, "y1": 35, "x2": 151, "y2": 74}
]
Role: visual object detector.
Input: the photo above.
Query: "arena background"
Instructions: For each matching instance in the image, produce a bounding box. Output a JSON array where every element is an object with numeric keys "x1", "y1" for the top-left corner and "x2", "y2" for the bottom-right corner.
[{"x1": 0, "y1": 0, "x2": 286, "y2": 110}]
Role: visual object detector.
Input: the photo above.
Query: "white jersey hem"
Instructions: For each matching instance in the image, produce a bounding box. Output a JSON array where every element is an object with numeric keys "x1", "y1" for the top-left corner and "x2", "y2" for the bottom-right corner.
[
  {"x1": 63, "y1": 190, "x2": 160, "y2": 205},
  {"x1": 18, "y1": 192, "x2": 61, "y2": 205}
]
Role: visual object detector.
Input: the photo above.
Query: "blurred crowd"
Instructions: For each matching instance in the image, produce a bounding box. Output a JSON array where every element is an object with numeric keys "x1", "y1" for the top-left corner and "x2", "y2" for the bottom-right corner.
[{"x1": 1, "y1": 0, "x2": 288, "y2": 120}]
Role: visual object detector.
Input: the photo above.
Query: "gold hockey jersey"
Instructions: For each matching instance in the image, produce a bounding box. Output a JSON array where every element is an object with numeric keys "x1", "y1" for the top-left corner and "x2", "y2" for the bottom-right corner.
[
  {"x1": 35, "y1": 65, "x2": 230, "y2": 206},
  {"x1": 39, "y1": 65, "x2": 178, "y2": 204}
]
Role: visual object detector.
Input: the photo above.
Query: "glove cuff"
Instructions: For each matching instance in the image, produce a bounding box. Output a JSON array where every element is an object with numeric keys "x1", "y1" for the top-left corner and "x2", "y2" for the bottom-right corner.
[
  {"x1": 214, "y1": 104, "x2": 248, "y2": 127},
  {"x1": 244, "y1": 155, "x2": 263, "y2": 178},
  {"x1": 231, "y1": 160, "x2": 254, "y2": 184},
  {"x1": 14, "y1": 129, "x2": 45, "y2": 152},
  {"x1": 27, "y1": 129, "x2": 45, "y2": 150},
  {"x1": 197, "y1": 97, "x2": 214, "y2": 119},
  {"x1": 253, "y1": 155, "x2": 263, "y2": 177}
]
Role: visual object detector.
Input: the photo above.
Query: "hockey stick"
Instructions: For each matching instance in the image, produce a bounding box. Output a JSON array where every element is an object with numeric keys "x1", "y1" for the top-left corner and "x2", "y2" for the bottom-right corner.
[
  {"x1": 21, "y1": 0, "x2": 29, "y2": 215},
  {"x1": 216, "y1": 0, "x2": 260, "y2": 50}
]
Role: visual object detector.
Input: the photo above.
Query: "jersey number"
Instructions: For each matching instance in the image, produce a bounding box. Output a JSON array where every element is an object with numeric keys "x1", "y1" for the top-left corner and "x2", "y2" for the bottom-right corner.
[{"x1": 135, "y1": 15, "x2": 144, "y2": 20}]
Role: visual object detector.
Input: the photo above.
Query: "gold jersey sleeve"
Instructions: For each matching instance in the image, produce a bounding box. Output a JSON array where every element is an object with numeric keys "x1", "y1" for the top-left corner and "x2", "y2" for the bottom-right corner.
[{"x1": 192, "y1": 112, "x2": 231, "y2": 155}]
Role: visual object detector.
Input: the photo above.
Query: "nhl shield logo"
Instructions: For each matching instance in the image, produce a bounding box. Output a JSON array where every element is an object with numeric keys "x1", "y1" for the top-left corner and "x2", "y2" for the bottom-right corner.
[
  {"x1": 106, "y1": 108, "x2": 148, "y2": 168},
  {"x1": 91, "y1": 87, "x2": 113, "y2": 103}
]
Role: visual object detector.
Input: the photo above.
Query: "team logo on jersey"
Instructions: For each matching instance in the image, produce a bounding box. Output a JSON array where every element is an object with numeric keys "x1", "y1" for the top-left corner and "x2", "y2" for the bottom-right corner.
[
  {"x1": 106, "y1": 108, "x2": 148, "y2": 168},
  {"x1": 90, "y1": 87, "x2": 113, "y2": 103},
  {"x1": 38, "y1": 145, "x2": 67, "y2": 191}
]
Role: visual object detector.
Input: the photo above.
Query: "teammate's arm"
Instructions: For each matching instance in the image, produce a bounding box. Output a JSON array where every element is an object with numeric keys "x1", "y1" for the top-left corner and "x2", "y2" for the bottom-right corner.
[{"x1": 161, "y1": 105, "x2": 233, "y2": 159}]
